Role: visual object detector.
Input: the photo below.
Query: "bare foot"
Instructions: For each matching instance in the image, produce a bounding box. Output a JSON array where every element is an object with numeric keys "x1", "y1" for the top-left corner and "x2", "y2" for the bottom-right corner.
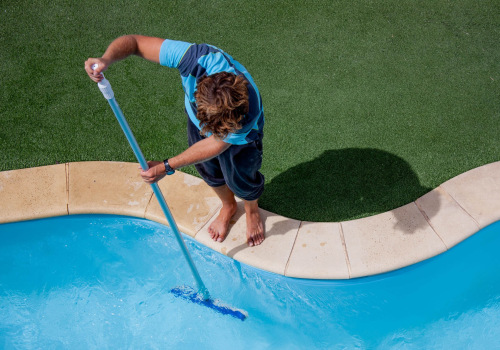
[
  {"x1": 245, "y1": 206, "x2": 265, "y2": 247},
  {"x1": 208, "y1": 201, "x2": 237, "y2": 242}
]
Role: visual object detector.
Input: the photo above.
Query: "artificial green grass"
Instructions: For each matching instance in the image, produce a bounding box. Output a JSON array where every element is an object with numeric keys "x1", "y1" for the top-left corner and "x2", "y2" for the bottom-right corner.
[{"x1": 1, "y1": 0, "x2": 499, "y2": 222}]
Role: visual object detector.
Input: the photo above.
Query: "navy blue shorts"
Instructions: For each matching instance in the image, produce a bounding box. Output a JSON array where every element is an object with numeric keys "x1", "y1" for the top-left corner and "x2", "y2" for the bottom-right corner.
[{"x1": 187, "y1": 117, "x2": 265, "y2": 201}]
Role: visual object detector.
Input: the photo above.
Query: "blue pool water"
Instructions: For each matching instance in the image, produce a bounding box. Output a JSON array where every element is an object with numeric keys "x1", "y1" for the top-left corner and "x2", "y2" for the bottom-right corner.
[{"x1": 1, "y1": 215, "x2": 499, "y2": 349}]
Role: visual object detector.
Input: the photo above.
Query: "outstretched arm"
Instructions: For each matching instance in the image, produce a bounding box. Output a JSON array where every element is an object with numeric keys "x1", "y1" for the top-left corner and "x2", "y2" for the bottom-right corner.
[
  {"x1": 140, "y1": 136, "x2": 231, "y2": 184},
  {"x1": 84, "y1": 35, "x2": 164, "y2": 82}
]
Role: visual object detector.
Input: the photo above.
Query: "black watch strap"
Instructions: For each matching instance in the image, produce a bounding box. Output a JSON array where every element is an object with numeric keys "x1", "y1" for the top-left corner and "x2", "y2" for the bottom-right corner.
[{"x1": 163, "y1": 159, "x2": 175, "y2": 175}]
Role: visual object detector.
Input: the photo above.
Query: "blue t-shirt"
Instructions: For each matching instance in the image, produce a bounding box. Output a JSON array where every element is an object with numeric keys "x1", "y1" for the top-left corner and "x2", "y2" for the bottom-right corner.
[{"x1": 159, "y1": 39, "x2": 264, "y2": 145}]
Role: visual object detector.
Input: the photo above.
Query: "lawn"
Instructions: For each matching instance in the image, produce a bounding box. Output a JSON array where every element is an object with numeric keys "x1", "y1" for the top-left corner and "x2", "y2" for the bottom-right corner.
[{"x1": 1, "y1": 0, "x2": 499, "y2": 222}]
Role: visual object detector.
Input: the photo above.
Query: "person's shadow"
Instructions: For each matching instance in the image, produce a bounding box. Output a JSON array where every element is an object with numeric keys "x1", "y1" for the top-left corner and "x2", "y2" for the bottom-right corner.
[{"x1": 260, "y1": 148, "x2": 434, "y2": 223}]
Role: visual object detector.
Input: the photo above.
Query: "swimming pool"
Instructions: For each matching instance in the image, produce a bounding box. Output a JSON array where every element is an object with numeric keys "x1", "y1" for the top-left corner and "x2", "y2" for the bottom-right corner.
[{"x1": 1, "y1": 215, "x2": 499, "y2": 348}]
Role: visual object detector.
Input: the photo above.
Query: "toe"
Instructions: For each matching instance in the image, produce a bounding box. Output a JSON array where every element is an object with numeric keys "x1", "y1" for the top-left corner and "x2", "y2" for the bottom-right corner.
[
  {"x1": 254, "y1": 233, "x2": 264, "y2": 246},
  {"x1": 208, "y1": 228, "x2": 215, "y2": 239}
]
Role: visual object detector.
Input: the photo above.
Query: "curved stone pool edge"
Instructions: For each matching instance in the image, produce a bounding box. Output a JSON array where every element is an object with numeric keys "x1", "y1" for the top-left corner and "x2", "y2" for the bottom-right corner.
[{"x1": 1, "y1": 161, "x2": 499, "y2": 280}]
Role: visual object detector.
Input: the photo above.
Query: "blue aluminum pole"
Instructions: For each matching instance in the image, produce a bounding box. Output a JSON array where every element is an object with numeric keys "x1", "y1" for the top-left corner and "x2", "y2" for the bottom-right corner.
[{"x1": 93, "y1": 68, "x2": 209, "y2": 300}]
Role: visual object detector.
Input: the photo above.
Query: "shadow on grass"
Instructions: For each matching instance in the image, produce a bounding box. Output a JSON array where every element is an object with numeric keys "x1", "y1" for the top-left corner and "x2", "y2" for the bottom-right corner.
[{"x1": 260, "y1": 148, "x2": 434, "y2": 223}]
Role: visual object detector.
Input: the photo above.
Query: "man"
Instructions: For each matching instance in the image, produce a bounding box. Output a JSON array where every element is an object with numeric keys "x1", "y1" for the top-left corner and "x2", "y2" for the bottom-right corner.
[{"x1": 85, "y1": 35, "x2": 265, "y2": 246}]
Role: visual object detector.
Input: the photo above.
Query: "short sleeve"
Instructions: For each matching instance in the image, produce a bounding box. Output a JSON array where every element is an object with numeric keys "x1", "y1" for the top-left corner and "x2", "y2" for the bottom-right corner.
[
  {"x1": 222, "y1": 110, "x2": 262, "y2": 145},
  {"x1": 159, "y1": 39, "x2": 193, "y2": 68},
  {"x1": 223, "y1": 132, "x2": 249, "y2": 145}
]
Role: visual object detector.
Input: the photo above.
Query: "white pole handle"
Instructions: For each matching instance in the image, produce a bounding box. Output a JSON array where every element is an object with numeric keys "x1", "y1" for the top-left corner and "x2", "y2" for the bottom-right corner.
[{"x1": 92, "y1": 64, "x2": 114, "y2": 100}]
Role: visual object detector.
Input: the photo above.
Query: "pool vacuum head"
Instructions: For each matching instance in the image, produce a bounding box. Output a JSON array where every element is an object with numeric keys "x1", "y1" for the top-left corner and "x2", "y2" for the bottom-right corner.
[{"x1": 171, "y1": 286, "x2": 248, "y2": 321}]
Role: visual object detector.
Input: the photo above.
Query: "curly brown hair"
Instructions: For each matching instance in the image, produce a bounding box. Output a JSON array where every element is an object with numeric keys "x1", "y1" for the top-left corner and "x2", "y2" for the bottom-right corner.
[{"x1": 195, "y1": 72, "x2": 249, "y2": 140}]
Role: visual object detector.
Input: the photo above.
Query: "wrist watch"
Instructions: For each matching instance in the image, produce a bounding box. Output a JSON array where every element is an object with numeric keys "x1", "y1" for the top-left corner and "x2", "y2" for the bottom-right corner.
[{"x1": 163, "y1": 159, "x2": 175, "y2": 175}]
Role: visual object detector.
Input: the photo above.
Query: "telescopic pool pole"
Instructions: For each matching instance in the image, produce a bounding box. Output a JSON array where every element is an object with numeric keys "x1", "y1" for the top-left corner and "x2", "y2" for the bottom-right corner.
[
  {"x1": 91, "y1": 65, "x2": 210, "y2": 300},
  {"x1": 91, "y1": 65, "x2": 248, "y2": 320}
]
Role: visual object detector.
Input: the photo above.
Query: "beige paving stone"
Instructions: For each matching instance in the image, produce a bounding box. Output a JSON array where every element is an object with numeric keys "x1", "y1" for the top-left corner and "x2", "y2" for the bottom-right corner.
[
  {"x1": 441, "y1": 161, "x2": 500, "y2": 228},
  {"x1": 0, "y1": 164, "x2": 68, "y2": 223},
  {"x1": 68, "y1": 161, "x2": 152, "y2": 218},
  {"x1": 342, "y1": 203, "x2": 447, "y2": 278},
  {"x1": 415, "y1": 186, "x2": 480, "y2": 249},
  {"x1": 285, "y1": 221, "x2": 349, "y2": 279},
  {"x1": 3, "y1": 160, "x2": 498, "y2": 280},
  {"x1": 145, "y1": 172, "x2": 221, "y2": 237},
  {"x1": 195, "y1": 201, "x2": 301, "y2": 275}
]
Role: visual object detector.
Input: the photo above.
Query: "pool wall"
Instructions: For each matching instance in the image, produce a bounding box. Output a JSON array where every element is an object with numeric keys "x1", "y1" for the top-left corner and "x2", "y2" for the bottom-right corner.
[{"x1": 1, "y1": 161, "x2": 499, "y2": 279}]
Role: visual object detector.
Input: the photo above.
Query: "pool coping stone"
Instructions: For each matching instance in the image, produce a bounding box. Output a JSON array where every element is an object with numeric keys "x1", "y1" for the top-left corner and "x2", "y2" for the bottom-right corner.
[{"x1": 1, "y1": 160, "x2": 499, "y2": 279}]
